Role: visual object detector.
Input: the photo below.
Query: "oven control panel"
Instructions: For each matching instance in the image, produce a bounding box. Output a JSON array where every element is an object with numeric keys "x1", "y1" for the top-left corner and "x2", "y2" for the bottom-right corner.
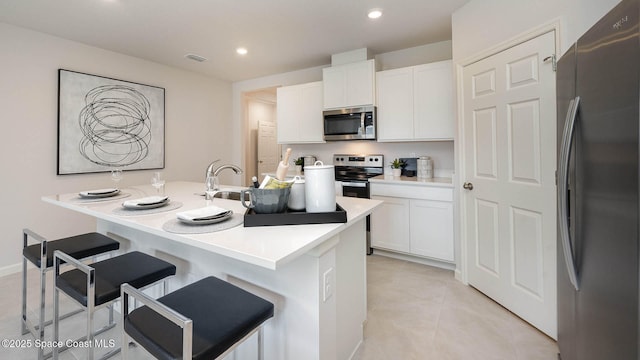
[{"x1": 333, "y1": 154, "x2": 384, "y2": 167}]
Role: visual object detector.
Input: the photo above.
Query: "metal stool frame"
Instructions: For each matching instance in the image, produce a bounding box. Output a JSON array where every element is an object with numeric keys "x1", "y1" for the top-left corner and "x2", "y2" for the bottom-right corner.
[
  {"x1": 121, "y1": 283, "x2": 267, "y2": 360},
  {"x1": 21, "y1": 229, "x2": 116, "y2": 360},
  {"x1": 53, "y1": 250, "x2": 171, "y2": 360}
]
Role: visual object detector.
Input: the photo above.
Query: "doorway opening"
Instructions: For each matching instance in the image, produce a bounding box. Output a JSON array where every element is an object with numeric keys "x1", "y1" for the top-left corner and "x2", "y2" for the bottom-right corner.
[{"x1": 242, "y1": 87, "x2": 280, "y2": 186}]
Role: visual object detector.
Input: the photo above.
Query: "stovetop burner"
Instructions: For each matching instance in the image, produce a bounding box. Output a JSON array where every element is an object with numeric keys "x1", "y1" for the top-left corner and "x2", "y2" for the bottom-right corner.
[{"x1": 333, "y1": 154, "x2": 384, "y2": 181}]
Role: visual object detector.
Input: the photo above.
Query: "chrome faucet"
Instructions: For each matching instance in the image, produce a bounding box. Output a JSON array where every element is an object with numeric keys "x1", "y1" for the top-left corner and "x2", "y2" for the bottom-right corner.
[
  {"x1": 206, "y1": 162, "x2": 243, "y2": 192},
  {"x1": 205, "y1": 159, "x2": 221, "y2": 182}
]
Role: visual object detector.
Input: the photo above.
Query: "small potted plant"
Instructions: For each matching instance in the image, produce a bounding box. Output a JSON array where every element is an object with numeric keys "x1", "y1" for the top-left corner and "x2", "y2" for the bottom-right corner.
[
  {"x1": 390, "y1": 158, "x2": 405, "y2": 177},
  {"x1": 294, "y1": 157, "x2": 304, "y2": 175}
]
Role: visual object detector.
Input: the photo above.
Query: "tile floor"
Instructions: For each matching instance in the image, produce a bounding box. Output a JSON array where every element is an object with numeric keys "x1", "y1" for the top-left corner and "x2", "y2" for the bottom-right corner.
[
  {"x1": 0, "y1": 255, "x2": 558, "y2": 359},
  {"x1": 354, "y1": 255, "x2": 558, "y2": 360}
]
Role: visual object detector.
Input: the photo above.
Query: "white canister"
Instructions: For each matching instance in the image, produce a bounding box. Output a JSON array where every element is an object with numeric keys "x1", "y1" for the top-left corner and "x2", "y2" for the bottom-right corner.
[
  {"x1": 288, "y1": 176, "x2": 306, "y2": 211},
  {"x1": 417, "y1": 156, "x2": 433, "y2": 179},
  {"x1": 304, "y1": 161, "x2": 336, "y2": 213}
]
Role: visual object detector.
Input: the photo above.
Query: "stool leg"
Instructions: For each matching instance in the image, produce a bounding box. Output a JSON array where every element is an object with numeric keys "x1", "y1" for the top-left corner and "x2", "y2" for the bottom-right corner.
[
  {"x1": 38, "y1": 263, "x2": 46, "y2": 360},
  {"x1": 258, "y1": 327, "x2": 264, "y2": 360},
  {"x1": 53, "y1": 282, "x2": 60, "y2": 360},
  {"x1": 21, "y1": 257, "x2": 28, "y2": 335},
  {"x1": 121, "y1": 289, "x2": 129, "y2": 360},
  {"x1": 87, "y1": 273, "x2": 95, "y2": 360}
]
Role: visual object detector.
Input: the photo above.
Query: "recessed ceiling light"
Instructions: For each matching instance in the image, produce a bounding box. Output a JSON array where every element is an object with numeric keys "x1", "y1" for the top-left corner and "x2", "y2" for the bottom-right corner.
[
  {"x1": 368, "y1": 9, "x2": 383, "y2": 19},
  {"x1": 236, "y1": 47, "x2": 248, "y2": 55}
]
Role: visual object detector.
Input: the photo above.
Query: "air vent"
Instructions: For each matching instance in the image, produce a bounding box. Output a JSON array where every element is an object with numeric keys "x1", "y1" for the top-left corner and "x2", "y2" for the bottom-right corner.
[{"x1": 185, "y1": 53, "x2": 207, "y2": 62}]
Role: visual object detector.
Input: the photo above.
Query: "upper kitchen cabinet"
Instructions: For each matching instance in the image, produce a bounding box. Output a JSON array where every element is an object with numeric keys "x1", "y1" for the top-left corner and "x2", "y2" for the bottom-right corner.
[
  {"x1": 323, "y1": 59, "x2": 376, "y2": 109},
  {"x1": 277, "y1": 81, "x2": 325, "y2": 144},
  {"x1": 377, "y1": 60, "x2": 454, "y2": 141}
]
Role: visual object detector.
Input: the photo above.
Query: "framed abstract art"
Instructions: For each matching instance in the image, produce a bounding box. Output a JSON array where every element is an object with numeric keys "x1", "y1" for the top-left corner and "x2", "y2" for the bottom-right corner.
[{"x1": 57, "y1": 69, "x2": 165, "y2": 175}]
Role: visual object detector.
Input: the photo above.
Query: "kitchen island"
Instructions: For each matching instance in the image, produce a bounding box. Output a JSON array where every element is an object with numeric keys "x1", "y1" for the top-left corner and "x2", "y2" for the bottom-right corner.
[{"x1": 43, "y1": 181, "x2": 382, "y2": 360}]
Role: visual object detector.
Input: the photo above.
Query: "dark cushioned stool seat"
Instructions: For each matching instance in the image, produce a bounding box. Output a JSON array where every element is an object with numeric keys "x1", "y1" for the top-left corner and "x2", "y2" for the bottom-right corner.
[
  {"x1": 57, "y1": 251, "x2": 176, "y2": 306},
  {"x1": 23, "y1": 232, "x2": 119, "y2": 268},
  {"x1": 124, "y1": 276, "x2": 274, "y2": 360}
]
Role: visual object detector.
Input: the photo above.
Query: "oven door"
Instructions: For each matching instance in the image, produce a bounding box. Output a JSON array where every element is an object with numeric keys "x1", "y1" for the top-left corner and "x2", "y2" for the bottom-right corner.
[
  {"x1": 340, "y1": 180, "x2": 372, "y2": 255},
  {"x1": 340, "y1": 180, "x2": 369, "y2": 198}
]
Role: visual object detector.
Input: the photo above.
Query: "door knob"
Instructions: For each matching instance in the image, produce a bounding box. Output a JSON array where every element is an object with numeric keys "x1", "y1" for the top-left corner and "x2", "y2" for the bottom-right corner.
[
  {"x1": 463, "y1": 182, "x2": 474, "y2": 190},
  {"x1": 259, "y1": 160, "x2": 264, "y2": 164}
]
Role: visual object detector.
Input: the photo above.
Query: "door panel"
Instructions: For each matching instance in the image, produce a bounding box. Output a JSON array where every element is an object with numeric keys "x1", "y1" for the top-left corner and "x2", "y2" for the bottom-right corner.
[
  {"x1": 258, "y1": 120, "x2": 280, "y2": 181},
  {"x1": 462, "y1": 31, "x2": 557, "y2": 338}
]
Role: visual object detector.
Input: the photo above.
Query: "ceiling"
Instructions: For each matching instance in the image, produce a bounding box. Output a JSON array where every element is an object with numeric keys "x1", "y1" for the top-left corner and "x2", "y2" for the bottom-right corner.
[{"x1": 0, "y1": 0, "x2": 470, "y2": 82}]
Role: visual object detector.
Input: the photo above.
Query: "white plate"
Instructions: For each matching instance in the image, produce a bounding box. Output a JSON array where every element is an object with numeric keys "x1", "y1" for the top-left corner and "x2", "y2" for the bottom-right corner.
[
  {"x1": 176, "y1": 206, "x2": 232, "y2": 221},
  {"x1": 178, "y1": 212, "x2": 233, "y2": 225},
  {"x1": 122, "y1": 196, "x2": 169, "y2": 209},
  {"x1": 79, "y1": 188, "x2": 120, "y2": 198}
]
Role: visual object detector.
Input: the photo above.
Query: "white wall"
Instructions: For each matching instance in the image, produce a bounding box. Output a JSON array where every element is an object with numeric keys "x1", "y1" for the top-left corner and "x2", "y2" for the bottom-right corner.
[
  {"x1": 452, "y1": 0, "x2": 621, "y2": 62},
  {"x1": 0, "y1": 23, "x2": 232, "y2": 273}
]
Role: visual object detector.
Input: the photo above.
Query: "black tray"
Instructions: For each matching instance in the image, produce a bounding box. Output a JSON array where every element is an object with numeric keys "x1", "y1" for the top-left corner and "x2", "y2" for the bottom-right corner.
[{"x1": 243, "y1": 204, "x2": 347, "y2": 227}]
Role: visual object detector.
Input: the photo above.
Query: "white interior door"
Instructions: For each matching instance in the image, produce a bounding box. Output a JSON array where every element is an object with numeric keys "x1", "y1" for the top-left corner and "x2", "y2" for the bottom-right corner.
[
  {"x1": 461, "y1": 31, "x2": 557, "y2": 338},
  {"x1": 257, "y1": 120, "x2": 280, "y2": 181}
]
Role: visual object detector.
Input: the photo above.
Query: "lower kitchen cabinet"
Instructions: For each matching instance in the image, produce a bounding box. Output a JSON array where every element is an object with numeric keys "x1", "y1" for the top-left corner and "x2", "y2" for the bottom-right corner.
[
  {"x1": 370, "y1": 196, "x2": 410, "y2": 252},
  {"x1": 371, "y1": 183, "x2": 454, "y2": 263},
  {"x1": 409, "y1": 199, "x2": 454, "y2": 261}
]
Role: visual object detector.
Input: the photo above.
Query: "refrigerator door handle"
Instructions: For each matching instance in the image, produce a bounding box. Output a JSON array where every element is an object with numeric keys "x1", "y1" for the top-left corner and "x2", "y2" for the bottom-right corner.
[{"x1": 558, "y1": 96, "x2": 581, "y2": 291}]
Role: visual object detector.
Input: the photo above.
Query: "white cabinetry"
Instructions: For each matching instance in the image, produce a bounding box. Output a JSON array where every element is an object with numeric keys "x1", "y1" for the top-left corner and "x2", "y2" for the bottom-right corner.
[
  {"x1": 370, "y1": 196, "x2": 410, "y2": 252},
  {"x1": 376, "y1": 60, "x2": 454, "y2": 141},
  {"x1": 409, "y1": 199, "x2": 454, "y2": 261},
  {"x1": 323, "y1": 60, "x2": 375, "y2": 109},
  {"x1": 276, "y1": 81, "x2": 325, "y2": 144},
  {"x1": 370, "y1": 182, "x2": 454, "y2": 262}
]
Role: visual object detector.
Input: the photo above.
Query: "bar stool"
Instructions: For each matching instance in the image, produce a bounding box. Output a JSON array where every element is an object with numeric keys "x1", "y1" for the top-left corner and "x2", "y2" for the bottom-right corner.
[
  {"x1": 53, "y1": 250, "x2": 177, "y2": 360},
  {"x1": 121, "y1": 276, "x2": 274, "y2": 360},
  {"x1": 21, "y1": 229, "x2": 120, "y2": 359}
]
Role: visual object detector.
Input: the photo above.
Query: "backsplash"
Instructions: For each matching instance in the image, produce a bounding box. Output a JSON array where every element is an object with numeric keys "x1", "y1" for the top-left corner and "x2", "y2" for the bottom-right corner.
[{"x1": 285, "y1": 141, "x2": 455, "y2": 178}]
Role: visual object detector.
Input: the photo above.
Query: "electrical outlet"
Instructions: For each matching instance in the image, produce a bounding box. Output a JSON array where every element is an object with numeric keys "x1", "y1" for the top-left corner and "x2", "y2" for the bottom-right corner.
[{"x1": 323, "y1": 267, "x2": 334, "y2": 302}]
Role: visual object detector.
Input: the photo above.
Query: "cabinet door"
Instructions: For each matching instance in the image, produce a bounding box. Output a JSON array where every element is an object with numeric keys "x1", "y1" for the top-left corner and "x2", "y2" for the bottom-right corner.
[
  {"x1": 298, "y1": 81, "x2": 324, "y2": 142},
  {"x1": 276, "y1": 85, "x2": 299, "y2": 143},
  {"x1": 414, "y1": 60, "x2": 454, "y2": 140},
  {"x1": 376, "y1": 67, "x2": 414, "y2": 141},
  {"x1": 323, "y1": 60, "x2": 375, "y2": 109},
  {"x1": 277, "y1": 82, "x2": 325, "y2": 144},
  {"x1": 346, "y1": 59, "x2": 375, "y2": 108},
  {"x1": 371, "y1": 195, "x2": 410, "y2": 252},
  {"x1": 323, "y1": 66, "x2": 347, "y2": 110},
  {"x1": 410, "y1": 199, "x2": 454, "y2": 262}
]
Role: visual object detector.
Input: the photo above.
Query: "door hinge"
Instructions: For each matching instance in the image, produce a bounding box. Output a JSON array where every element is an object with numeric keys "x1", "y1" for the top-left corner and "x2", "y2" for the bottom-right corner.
[{"x1": 543, "y1": 54, "x2": 557, "y2": 72}]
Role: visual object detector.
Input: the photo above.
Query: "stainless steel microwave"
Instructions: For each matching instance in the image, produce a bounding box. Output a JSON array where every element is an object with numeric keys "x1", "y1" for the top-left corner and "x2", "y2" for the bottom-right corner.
[{"x1": 323, "y1": 106, "x2": 376, "y2": 141}]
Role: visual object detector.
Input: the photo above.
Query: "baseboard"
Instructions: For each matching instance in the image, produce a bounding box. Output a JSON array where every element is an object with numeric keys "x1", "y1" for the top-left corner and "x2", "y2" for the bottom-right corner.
[
  {"x1": 371, "y1": 248, "x2": 456, "y2": 271},
  {"x1": 0, "y1": 262, "x2": 21, "y2": 277}
]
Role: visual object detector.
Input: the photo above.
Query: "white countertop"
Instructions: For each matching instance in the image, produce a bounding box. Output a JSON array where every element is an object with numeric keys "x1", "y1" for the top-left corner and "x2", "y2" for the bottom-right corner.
[
  {"x1": 42, "y1": 181, "x2": 381, "y2": 270},
  {"x1": 369, "y1": 175, "x2": 454, "y2": 188}
]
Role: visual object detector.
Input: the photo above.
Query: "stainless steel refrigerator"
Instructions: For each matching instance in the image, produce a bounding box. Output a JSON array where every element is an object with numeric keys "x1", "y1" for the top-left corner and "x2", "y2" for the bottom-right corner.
[{"x1": 556, "y1": 0, "x2": 639, "y2": 359}]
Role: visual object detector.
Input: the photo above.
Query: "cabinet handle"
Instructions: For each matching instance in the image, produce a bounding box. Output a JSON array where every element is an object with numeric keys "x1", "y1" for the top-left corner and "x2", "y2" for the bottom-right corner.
[{"x1": 462, "y1": 182, "x2": 474, "y2": 190}]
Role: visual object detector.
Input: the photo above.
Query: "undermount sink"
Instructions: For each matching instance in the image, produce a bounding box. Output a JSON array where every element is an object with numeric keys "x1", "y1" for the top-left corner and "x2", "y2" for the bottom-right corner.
[{"x1": 213, "y1": 191, "x2": 247, "y2": 201}]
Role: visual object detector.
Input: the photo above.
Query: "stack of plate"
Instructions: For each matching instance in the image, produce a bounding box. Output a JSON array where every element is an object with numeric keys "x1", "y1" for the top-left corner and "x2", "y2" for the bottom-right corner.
[
  {"x1": 177, "y1": 206, "x2": 233, "y2": 225},
  {"x1": 79, "y1": 188, "x2": 120, "y2": 198},
  {"x1": 122, "y1": 196, "x2": 170, "y2": 209}
]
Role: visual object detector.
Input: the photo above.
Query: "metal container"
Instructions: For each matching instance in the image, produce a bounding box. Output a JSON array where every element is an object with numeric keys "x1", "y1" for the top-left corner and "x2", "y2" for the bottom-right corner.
[
  {"x1": 417, "y1": 156, "x2": 433, "y2": 179},
  {"x1": 304, "y1": 161, "x2": 336, "y2": 213},
  {"x1": 240, "y1": 187, "x2": 291, "y2": 214},
  {"x1": 287, "y1": 176, "x2": 306, "y2": 211},
  {"x1": 303, "y1": 155, "x2": 317, "y2": 168}
]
